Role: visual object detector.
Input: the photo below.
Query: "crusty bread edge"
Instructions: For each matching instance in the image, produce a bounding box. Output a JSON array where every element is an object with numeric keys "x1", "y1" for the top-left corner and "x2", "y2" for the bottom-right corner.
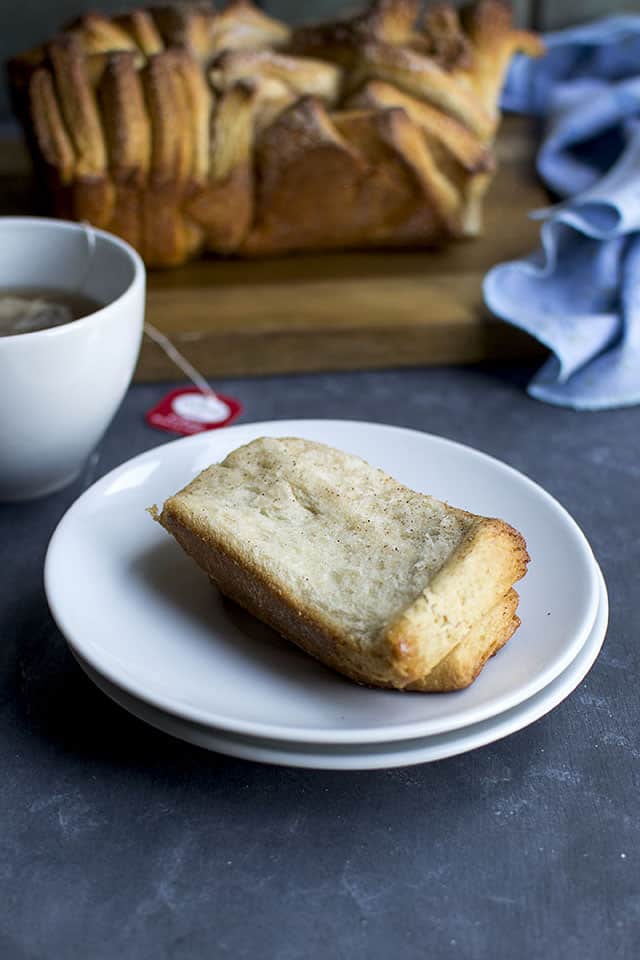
[
  {"x1": 406, "y1": 587, "x2": 520, "y2": 692},
  {"x1": 385, "y1": 516, "x2": 529, "y2": 682}
]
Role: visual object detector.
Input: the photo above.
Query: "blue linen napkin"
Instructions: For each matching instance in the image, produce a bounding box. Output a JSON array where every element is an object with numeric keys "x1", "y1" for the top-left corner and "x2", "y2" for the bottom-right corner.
[{"x1": 484, "y1": 17, "x2": 640, "y2": 410}]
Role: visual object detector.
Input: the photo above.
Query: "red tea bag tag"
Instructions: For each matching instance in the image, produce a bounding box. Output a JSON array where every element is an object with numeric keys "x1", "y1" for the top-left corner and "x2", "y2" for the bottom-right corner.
[{"x1": 146, "y1": 387, "x2": 243, "y2": 436}]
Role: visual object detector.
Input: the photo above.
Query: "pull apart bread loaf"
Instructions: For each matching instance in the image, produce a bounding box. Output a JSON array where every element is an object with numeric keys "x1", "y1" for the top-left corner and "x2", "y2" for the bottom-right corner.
[
  {"x1": 10, "y1": 0, "x2": 543, "y2": 266},
  {"x1": 153, "y1": 437, "x2": 529, "y2": 691}
]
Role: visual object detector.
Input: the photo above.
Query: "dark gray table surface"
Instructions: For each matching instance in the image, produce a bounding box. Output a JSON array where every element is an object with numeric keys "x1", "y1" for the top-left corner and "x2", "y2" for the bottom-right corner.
[{"x1": 2, "y1": 364, "x2": 638, "y2": 960}]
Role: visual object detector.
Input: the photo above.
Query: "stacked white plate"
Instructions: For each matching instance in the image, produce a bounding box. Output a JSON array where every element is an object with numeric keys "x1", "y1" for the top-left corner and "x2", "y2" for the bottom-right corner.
[{"x1": 45, "y1": 420, "x2": 608, "y2": 770}]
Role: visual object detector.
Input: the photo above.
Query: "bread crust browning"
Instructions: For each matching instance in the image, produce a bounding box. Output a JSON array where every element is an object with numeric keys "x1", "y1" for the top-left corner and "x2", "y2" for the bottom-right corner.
[
  {"x1": 9, "y1": 0, "x2": 543, "y2": 266},
  {"x1": 66, "y1": 13, "x2": 140, "y2": 57},
  {"x1": 186, "y1": 81, "x2": 257, "y2": 253},
  {"x1": 97, "y1": 51, "x2": 149, "y2": 251},
  {"x1": 47, "y1": 33, "x2": 107, "y2": 178},
  {"x1": 385, "y1": 516, "x2": 528, "y2": 681},
  {"x1": 346, "y1": 41, "x2": 494, "y2": 140},
  {"x1": 98, "y1": 51, "x2": 151, "y2": 185},
  {"x1": 173, "y1": 49, "x2": 214, "y2": 185},
  {"x1": 245, "y1": 98, "x2": 462, "y2": 255},
  {"x1": 113, "y1": 10, "x2": 164, "y2": 56},
  {"x1": 243, "y1": 97, "x2": 367, "y2": 256},
  {"x1": 347, "y1": 80, "x2": 493, "y2": 174},
  {"x1": 28, "y1": 68, "x2": 76, "y2": 185},
  {"x1": 419, "y1": 5, "x2": 472, "y2": 69},
  {"x1": 210, "y1": 0, "x2": 291, "y2": 53},
  {"x1": 405, "y1": 589, "x2": 520, "y2": 691},
  {"x1": 459, "y1": 0, "x2": 545, "y2": 113},
  {"x1": 210, "y1": 48, "x2": 342, "y2": 106}
]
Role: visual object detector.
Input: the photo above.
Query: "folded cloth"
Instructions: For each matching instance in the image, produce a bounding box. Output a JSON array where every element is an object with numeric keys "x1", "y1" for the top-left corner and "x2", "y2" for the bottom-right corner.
[{"x1": 484, "y1": 18, "x2": 640, "y2": 409}]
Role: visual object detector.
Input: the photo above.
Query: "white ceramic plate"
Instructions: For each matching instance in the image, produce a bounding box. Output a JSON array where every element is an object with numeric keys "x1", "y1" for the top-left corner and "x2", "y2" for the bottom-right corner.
[
  {"x1": 72, "y1": 565, "x2": 608, "y2": 769},
  {"x1": 45, "y1": 419, "x2": 601, "y2": 745}
]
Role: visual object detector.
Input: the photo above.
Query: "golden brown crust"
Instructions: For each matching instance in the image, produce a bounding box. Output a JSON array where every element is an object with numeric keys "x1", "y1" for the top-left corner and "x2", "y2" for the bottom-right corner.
[
  {"x1": 140, "y1": 184, "x2": 203, "y2": 268},
  {"x1": 210, "y1": 48, "x2": 342, "y2": 106},
  {"x1": 419, "y1": 5, "x2": 472, "y2": 70},
  {"x1": 186, "y1": 81, "x2": 257, "y2": 253},
  {"x1": 9, "y1": 0, "x2": 543, "y2": 267},
  {"x1": 173, "y1": 49, "x2": 214, "y2": 184},
  {"x1": 136, "y1": 51, "x2": 206, "y2": 265},
  {"x1": 242, "y1": 97, "x2": 367, "y2": 256},
  {"x1": 385, "y1": 517, "x2": 528, "y2": 681},
  {"x1": 70, "y1": 178, "x2": 115, "y2": 231},
  {"x1": 359, "y1": 0, "x2": 422, "y2": 47},
  {"x1": 151, "y1": 3, "x2": 217, "y2": 61},
  {"x1": 458, "y1": 0, "x2": 545, "y2": 122},
  {"x1": 47, "y1": 34, "x2": 107, "y2": 177},
  {"x1": 336, "y1": 106, "x2": 461, "y2": 238},
  {"x1": 347, "y1": 80, "x2": 493, "y2": 174},
  {"x1": 141, "y1": 51, "x2": 190, "y2": 187},
  {"x1": 106, "y1": 184, "x2": 143, "y2": 253},
  {"x1": 289, "y1": 0, "x2": 420, "y2": 63},
  {"x1": 405, "y1": 589, "x2": 520, "y2": 691},
  {"x1": 113, "y1": 10, "x2": 164, "y2": 56},
  {"x1": 210, "y1": 0, "x2": 291, "y2": 54},
  {"x1": 41, "y1": 33, "x2": 116, "y2": 229},
  {"x1": 347, "y1": 41, "x2": 495, "y2": 140},
  {"x1": 66, "y1": 13, "x2": 139, "y2": 56},
  {"x1": 98, "y1": 52, "x2": 150, "y2": 185},
  {"x1": 244, "y1": 95, "x2": 472, "y2": 255},
  {"x1": 28, "y1": 68, "x2": 76, "y2": 184}
]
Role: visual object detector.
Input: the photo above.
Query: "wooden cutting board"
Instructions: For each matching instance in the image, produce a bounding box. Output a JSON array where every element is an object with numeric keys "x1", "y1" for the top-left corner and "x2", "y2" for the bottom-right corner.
[{"x1": 0, "y1": 115, "x2": 547, "y2": 380}]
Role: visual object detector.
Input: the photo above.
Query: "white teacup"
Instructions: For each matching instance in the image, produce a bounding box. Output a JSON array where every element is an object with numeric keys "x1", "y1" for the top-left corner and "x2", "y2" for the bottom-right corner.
[{"x1": 0, "y1": 217, "x2": 145, "y2": 501}]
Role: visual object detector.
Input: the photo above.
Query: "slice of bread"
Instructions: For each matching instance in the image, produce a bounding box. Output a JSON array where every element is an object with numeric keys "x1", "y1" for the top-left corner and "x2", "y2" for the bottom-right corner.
[{"x1": 153, "y1": 436, "x2": 529, "y2": 690}]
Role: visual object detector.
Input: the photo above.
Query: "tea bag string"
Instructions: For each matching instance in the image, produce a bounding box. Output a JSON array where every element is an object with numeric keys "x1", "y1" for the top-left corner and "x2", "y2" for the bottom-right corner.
[
  {"x1": 78, "y1": 221, "x2": 97, "y2": 294},
  {"x1": 143, "y1": 322, "x2": 217, "y2": 399},
  {"x1": 80, "y1": 221, "x2": 219, "y2": 400}
]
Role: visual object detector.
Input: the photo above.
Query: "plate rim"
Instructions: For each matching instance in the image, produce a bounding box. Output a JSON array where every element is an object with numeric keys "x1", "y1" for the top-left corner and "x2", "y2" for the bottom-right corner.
[
  {"x1": 45, "y1": 418, "x2": 602, "y2": 744},
  {"x1": 71, "y1": 564, "x2": 608, "y2": 769}
]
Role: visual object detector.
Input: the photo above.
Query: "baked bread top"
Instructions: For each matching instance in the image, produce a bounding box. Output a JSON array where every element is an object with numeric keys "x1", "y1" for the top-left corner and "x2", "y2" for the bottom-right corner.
[{"x1": 10, "y1": 1, "x2": 543, "y2": 266}]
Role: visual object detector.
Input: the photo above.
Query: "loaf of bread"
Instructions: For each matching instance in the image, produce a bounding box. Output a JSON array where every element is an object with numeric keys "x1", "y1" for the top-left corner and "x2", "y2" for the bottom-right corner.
[
  {"x1": 152, "y1": 436, "x2": 529, "y2": 690},
  {"x1": 9, "y1": 0, "x2": 543, "y2": 267}
]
